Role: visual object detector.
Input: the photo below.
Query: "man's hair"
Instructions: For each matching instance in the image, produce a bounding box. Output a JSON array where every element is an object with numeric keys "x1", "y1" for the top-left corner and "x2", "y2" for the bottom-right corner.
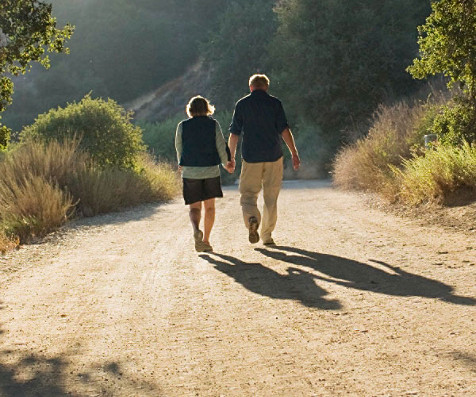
[
  {"x1": 249, "y1": 74, "x2": 270, "y2": 89},
  {"x1": 186, "y1": 95, "x2": 215, "y2": 118}
]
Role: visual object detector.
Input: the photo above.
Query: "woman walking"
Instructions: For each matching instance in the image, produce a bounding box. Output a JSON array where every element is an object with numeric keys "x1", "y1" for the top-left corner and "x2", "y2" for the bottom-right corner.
[{"x1": 175, "y1": 95, "x2": 233, "y2": 252}]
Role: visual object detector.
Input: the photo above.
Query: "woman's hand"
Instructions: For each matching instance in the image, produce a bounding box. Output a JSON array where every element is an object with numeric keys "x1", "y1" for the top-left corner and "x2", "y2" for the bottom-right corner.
[{"x1": 225, "y1": 160, "x2": 235, "y2": 173}]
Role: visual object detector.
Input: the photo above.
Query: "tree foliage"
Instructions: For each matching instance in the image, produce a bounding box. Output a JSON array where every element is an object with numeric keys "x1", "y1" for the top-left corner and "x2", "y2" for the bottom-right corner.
[
  {"x1": 202, "y1": 0, "x2": 277, "y2": 108},
  {"x1": 0, "y1": 0, "x2": 73, "y2": 148},
  {"x1": 407, "y1": 0, "x2": 476, "y2": 103},
  {"x1": 271, "y1": 0, "x2": 430, "y2": 145},
  {"x1": 2, "y1": 0, "x2": 225, "y2": 132}
]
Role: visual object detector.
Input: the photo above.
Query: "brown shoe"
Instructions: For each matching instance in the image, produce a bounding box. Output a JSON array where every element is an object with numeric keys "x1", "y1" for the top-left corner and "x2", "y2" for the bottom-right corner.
[
  {"x1": 195, "y1": 241, "x2": 213, "y2": 252},
  {"x1": 248, "y1": 216, "x2": 259, "y2": 244},
  {"x1": 263, "y1": 238, "x2": 276, "y2": 246},
  {"x1": 194, "y1": 229, "x2": 204, "y2": 251}
]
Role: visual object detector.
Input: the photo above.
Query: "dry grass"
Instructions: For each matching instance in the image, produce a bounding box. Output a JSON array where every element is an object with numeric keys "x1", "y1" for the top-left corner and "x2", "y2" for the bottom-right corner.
[
  {"x1": 394, "y1": 143, "x2": 476, "y2": 205},
  {"x1": 333, "y1": 101, "x2": 428, "y2": 195},
  {"x1": 333, "y1": 95, "x2": 449, "y2": 201},
  {"x1": 70, "y1": 155, "x2": 180, "y2": 217},
  {"x1": 0, "y1": 174, "x2": 74, "y2": 242},
  {"x1": 0, "y1": 232, "x2": 19, "y2": 254},
  {"x1": 0, "y1": 140, "x2": 180, "y2": 247}
]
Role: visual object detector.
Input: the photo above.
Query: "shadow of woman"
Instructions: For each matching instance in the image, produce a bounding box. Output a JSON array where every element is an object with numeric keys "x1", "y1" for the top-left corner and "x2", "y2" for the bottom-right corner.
[
  {"x1": 199, "y1": 253, "x2": 342, "y2": 310},
  {"x1": 255, "y1": 246, "x2": 475, "y2": 306}
]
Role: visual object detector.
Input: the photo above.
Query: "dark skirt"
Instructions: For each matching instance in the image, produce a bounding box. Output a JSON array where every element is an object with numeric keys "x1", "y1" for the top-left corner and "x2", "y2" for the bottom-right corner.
[{"x1": 182, "y1": 176, "x2": 223, "y2": 205}]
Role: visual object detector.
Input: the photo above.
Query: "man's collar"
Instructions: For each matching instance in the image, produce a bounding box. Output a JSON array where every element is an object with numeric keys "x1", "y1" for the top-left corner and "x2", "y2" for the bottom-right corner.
[{"x1": 251, "y1": 89, "x2": 268, "y2": 95}]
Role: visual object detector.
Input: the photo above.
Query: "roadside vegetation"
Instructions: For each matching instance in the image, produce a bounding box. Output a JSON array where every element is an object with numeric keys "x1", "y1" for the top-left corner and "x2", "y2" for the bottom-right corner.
[
  {"x1": 0, "y1": 97, "x2": 179, "y2": 252},
  {"x1": 333, "y1": 95, "x2": 476, "y2": 205},
  {"x1": 1, "y1": 0, "x2": 475, "y2": 251},
  {"x1": 333, "y1": 0, "x2": 476, "y2": 207}
]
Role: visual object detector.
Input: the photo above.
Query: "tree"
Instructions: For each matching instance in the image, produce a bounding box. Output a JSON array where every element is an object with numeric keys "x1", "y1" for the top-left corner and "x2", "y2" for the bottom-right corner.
[
  {"x1": 2, "y1": 0, "x2": 226, "y2": 132},
  {"x1": 271, "y1": 0, "x2": 430, "y2": 145},
  {"x1": 202, "y1": 0, "x2": 277, "y2": 109},
  {"x1": 407, "y1": 0, "x2": 476, "y2": 106},
  {"x1": 0, "y1": 0, "x2": 73, "y2": 149}
]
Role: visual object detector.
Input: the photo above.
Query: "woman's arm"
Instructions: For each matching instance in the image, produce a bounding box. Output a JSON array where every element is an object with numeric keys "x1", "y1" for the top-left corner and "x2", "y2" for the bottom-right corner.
[
  {"x1": 215, "y1": 121, "x2": 234, "y2": 172},
  {"x1": 175, "y1": 122, "x2": 183, "y2": 166}
]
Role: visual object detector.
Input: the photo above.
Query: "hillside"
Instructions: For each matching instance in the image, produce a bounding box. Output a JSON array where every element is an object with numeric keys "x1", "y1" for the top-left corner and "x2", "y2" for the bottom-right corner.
[{"x1": 125, "y1": 60, "x2": 212, "y2": 122}]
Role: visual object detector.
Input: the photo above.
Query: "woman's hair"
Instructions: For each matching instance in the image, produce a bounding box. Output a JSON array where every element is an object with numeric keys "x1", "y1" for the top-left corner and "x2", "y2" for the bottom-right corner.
[
  {"x1": 186, "y1": 95, "x2": 215, "y2": 117},
  {"x1": 249, "y1": 74, "x2": 270, "y2": 89}
]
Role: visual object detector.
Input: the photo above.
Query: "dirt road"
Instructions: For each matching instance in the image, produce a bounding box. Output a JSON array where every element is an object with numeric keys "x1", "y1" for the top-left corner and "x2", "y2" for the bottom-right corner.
[{"x1": 0, "y1": 180, "x2": 475, "y2": 396}]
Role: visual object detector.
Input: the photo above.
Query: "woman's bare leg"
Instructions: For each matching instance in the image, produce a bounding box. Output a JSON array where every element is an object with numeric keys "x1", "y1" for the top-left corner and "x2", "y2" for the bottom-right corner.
[
  {"x1": 189, "y1": 201, "x2": 202, "y2": 235},
  {"x1": 203, "y1": 198, "x2": 215, "y2": 244}
]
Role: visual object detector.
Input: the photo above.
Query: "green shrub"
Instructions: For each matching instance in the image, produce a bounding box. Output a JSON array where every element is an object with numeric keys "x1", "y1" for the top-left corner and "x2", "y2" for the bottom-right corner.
[
  {"x1": 21, "y1": 95, "x2": 145, "y2": 169},
  {"x1": 394, "y1": 143, "x2": 476, "y2": 205},
  {"x1": 140, "y1": 114, "x2": 183, "y2": 163},
  {"x1": 431, "y1": 100, "x2": 476, "y2": 145}
]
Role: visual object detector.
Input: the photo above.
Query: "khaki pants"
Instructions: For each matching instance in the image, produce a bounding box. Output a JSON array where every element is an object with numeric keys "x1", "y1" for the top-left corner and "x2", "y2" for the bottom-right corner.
[{"x1": 239, "y1": 157, "x2": 283, "y2": 240}]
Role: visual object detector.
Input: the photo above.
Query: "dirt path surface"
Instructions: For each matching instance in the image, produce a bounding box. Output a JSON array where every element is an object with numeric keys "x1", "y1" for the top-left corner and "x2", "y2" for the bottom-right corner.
[{"x1": 0, "y1": 180, "x2": 475, "y2": 397}]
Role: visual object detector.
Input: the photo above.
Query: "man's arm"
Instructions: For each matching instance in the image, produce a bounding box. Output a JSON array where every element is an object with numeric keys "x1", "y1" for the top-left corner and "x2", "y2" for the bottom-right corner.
[{"x1": 281, "y1": 128, "x2": 301, "y2": 170}]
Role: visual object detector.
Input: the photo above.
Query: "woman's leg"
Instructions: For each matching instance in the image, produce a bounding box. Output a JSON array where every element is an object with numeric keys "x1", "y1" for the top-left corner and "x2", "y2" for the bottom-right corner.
[
  {"x1": 203, "y1": 198, "x2": 215, "y2": 244},
  {"x1": 189, "y1": 201, "x2": 202, "y2": 234}
]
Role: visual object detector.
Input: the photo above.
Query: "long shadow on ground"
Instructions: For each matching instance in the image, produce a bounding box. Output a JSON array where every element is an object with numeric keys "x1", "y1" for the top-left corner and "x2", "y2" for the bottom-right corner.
[
  {"x1": 256, "y1": 246, "x2": 475, "y2": 306},
  {"x1": 199, "y1": 253, "x2": 342, "y2": 310}
]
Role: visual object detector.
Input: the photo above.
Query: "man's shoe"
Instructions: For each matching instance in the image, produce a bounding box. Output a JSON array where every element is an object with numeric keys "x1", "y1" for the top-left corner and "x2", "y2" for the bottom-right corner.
[
  {"x1": 263, "y1": 238, "x2": 275, "y2": 246},
  {"x1": 248, "y1": 216, "x2": 259, "y2": 244}
]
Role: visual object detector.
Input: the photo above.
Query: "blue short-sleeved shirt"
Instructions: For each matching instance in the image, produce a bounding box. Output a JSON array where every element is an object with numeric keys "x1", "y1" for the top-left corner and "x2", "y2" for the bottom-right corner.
[{"x1": 229, "y1": 89, "x2": 289, "y2": 163}]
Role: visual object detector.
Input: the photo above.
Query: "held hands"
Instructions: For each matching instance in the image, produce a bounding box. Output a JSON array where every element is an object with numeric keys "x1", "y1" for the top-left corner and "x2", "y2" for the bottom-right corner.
[
  {"x1": 292, "y1": 153, "x2": 301, "y2": 171},
  {"x1": 224, "y1": 159, "x2": 236, "y2": 173}
]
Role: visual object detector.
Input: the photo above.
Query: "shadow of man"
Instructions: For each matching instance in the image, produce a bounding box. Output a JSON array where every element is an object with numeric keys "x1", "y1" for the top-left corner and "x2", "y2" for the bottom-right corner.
[
  {"x1": 255, "y1": 246, "x2": 475, "y2": 306},
  {"x1": 199, "y1": 253, "x2": 341, "y2": 310}
]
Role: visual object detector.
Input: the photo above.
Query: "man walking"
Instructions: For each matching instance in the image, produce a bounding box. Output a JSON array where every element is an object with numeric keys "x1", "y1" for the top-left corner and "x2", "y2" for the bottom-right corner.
[{"x1": 228, "y1": 74, "x2": 300, "y2": 245}]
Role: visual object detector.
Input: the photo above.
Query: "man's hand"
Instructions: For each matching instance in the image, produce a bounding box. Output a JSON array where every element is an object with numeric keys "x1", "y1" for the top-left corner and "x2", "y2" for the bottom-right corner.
[
  {"x1": 225, "y1": 159, "x2": 235, "y2": 173},
  {"x1": 281, "y1": 128, "x2": 300, "y2": 171},
  {"x1": 292, "y1": 153, "x2": 301, "y2": 171}
]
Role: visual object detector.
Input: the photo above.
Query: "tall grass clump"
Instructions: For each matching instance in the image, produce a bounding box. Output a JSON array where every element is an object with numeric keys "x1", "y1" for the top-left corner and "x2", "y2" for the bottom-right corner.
[
  {"x1": 0, "y1": 140, "x2": 82, "y2": 242},
  {"x1": 0, "y1": 140, "x2": 179, "y2": 245},
  {"x1": 333, "y1": 99, "x2": 437, "y2": 196},
  {"x1": 394, "y1": 143, "x2": 476, "y2": 205},
  {"x1": 71, "y1": 154, "x2": 180, "y2": 217}
]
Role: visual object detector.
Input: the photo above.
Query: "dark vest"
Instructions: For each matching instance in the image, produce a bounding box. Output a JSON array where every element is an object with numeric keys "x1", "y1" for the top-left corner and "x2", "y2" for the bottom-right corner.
[{"x1": 179, "y1": 116, "x2": 221, "y2": 167}]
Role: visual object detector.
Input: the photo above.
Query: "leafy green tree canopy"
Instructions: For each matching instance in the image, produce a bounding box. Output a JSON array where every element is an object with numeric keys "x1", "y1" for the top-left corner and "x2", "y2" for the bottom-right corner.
[
  {"x1": 407, "y1": 0, "x2": 476, "y2": 103},
  {"x1": 272, "y1": 0, "x2": 430, "y2": 144},
  {"x1": 0, "y1": 0, "x2": 73, "y2": 148}
]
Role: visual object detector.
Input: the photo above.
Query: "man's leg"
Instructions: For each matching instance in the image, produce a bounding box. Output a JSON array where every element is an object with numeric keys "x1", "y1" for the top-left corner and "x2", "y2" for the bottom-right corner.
[
  {"x1": 261, "y1": 157, "x2": 283, "y2": 242},
  {"x1": 239, "y1": 160, "x2": 264, "y2": 228},
  {"x1": 203, "y1": 198, "x2": 215, "y2": 244}
]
